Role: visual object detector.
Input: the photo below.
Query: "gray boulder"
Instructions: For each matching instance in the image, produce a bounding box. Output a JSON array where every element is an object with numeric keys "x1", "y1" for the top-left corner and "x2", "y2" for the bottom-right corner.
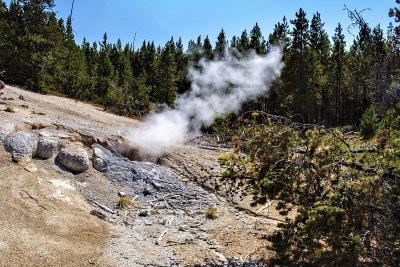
[
  {"x1": 4, "y1": 131, "x2": 38, "y2": 161},
  {"x1": 92, "y1": 146, "x2": 109, "y2": 171},
  {"x1": 57, "y1": 143, "x2": 89, "y2": 173},
  {"x1": 37, "y1": 137, "x2": 58, "y2": 159}
]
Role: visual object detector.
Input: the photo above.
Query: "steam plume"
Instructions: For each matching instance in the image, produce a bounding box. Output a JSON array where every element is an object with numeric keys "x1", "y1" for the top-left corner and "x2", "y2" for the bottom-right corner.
[{"x1": 124, "y1": 47, "x2": 284, "y2": 159}]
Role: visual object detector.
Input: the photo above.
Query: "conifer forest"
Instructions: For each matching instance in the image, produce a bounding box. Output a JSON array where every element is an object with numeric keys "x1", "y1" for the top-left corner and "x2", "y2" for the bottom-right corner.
[{"x1": 0, "y1": 0, "x2": 400, "y2": 266}]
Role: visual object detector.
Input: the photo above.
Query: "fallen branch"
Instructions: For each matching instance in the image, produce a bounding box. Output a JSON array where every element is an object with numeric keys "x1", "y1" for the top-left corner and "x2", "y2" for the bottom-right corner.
[
  {"x1": 198, "y1": 145, "x2": 231, "y2": 152},
  {"x1": 351, "y1": 147, "x2": 376, "y2": 153},
  {"x1": 156, "y1": 229, "x2": 169, "y2": 245},
  {"x1": 256, "y1": 200, "x2": 274, "y2": 214},
  {"x1": 89, "y1": 199, "x2": 116, "y2": 214}
]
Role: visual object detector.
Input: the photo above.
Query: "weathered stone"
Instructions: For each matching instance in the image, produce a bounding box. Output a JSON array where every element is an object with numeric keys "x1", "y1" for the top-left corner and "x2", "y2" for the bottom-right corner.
[
  {"x1": 57, "y1": 143, "x2": 89, "y2": 173},
  {"x1": 24, "y1": 162, "x2": 38, "y2": 173},
  {"x1": 0, "y1": 80, "x2": 4, "y2": 90},
  {"x1": 93, "y1": 157, "x2": 107, "y2": 172},
  {"x1": 4, "y1": 131, "x2": 38, "y2": 161},
  {"x1": 37, "y1": 137, "x2": 58, "y2": 159}
]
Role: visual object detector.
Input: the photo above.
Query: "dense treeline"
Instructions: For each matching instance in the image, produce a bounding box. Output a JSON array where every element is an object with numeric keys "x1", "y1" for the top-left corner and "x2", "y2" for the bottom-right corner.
[{"x1": 0, "y1": 0, "x2": 399, "y2": 125}]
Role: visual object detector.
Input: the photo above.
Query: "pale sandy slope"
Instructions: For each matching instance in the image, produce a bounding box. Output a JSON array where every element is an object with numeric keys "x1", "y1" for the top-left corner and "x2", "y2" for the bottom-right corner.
[
  {"x1": 0, "y1": 85, "x2": 137, "y2": 266},
  {"x1": 0, "y1": 85, "x2": 138, "y2": 140}
]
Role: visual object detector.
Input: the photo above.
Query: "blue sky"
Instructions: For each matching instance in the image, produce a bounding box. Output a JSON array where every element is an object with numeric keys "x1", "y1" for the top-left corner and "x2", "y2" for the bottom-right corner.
[{"x1": 4, "y1": 0, "x2": 396, "y2": 49}]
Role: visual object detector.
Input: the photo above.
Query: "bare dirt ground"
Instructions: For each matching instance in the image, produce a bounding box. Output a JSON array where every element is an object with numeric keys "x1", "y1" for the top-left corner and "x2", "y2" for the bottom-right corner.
[
  {"x1": 0, "y1": 85, "x2": 282, "y2": 266},
  {"x1": 0, "y1": 146, "x2": 112, "y2": 267},
  {"x1": 0, "y1": 85, "x2": 137, "y2": 140}
]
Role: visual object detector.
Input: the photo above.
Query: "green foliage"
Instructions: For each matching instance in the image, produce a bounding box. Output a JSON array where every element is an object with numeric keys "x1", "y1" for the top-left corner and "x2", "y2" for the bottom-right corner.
[
  {"x1": 219, "y1": 112, "x2": 400, "y2": 265},
  {"x1": 360, "y1": 106, "x2": 380, "y2": 139},
  {"x1": 0, "y1": 2, "x2": 397, "y2": 125},
  {"x1": 214, "y1": 28, "x2": 227, "y2": 58}
]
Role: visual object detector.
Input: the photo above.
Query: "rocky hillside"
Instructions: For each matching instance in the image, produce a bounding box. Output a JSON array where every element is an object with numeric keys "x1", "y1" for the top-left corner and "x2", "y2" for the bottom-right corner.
[{"x1": 0, "y1": 84, "x2": 281, "y2": 266}]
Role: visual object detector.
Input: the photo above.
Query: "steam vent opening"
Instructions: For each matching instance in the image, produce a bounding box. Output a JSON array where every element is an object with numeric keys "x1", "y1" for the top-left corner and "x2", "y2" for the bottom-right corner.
[{"x1": 109, "y1": 138, "x2": 160, "y2": 163}]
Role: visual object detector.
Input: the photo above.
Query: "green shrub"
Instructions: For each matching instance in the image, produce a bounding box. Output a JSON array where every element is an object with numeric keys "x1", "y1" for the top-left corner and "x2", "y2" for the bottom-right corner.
[{"x1": 360, "y1": 106, "x2": 379, "y2": 139}]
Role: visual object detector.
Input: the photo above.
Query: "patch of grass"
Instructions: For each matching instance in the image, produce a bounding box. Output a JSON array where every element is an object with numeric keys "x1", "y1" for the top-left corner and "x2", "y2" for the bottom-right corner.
[
  {"x1": 205, "y1": 207, "x2": 220, "y2": 219},
  {"x1": 117, "y1": 195, "x2": 134, "y2": 209}
]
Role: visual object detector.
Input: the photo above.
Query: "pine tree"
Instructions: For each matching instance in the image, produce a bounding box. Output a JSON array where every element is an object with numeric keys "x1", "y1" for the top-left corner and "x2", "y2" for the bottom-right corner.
[
  {"x1": 187, "y1": 36, "x2": 202, "y2": 69},
  {"x1": 268, "y1": 17, "x2": 290, "y2": 48},
  {"x1": 203, "y1": 35, "x2": 213, "y2": 60},
  {"x1": 309, "y1": 12, "x2": 331, "y2": 123},
  {"x1": 61, "y1": 16, "x2": 89, "y2": 98},
  {"x1": 96, "y1": 32, "x2": 115, "y2": 103},
  {"x1": 129, "y1": 74, "x2": 150, "y2": 116},
  {"x1": 389, "y1": 0, "x2": 400, "y2": 34},
  {"x1": 286, "y1": 8, "x2": 312, "y2": 121},
  {"x1": 331, "y1": 23, "x2": 347, "y2": 125},
  {"x1": 371, "y1": 25, "x2": 387, "y2": 104},
  {"x1": 238, "y1": 29, "x2": 249, "y2": 53},
  {"x1": 156, "y1": 39, "x2": 177, "y2": 106},
  {"x1": 249, "y1": 23, "x2": 266, "y2": 54},
  {"x1": 175, "y1": 37, "x2": 189, "y2": 94},
  {"x1": 291, "y1": 8, "x2": 309, "y2": 54},
  {"x1": 387, "y1": 22, "x2": 400, "y2": 89},
  {"x1": 214, "y1": 28, "x2": 227, "y2": 58},
  {"x1": 230, "y1": 35, "x2": 239, "y2": 49},
  {"x1": 267, "y1": 17, "x2": 290, "y2": 115}
]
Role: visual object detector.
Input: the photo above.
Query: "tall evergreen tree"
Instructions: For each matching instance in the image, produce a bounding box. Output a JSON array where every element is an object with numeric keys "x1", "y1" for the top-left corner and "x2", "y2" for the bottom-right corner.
[
  {"x1": 286, "y1": 8, "x2": 312, "y2": 121},
  {"x1": 214, "y1": 28, "x2": 227, "y2": 58},
  {"x1": 203, "y1": 35, "x2": 213, "y2": 60},
  {"x1": 61, "y1": 16, "x2": 88, "y2": 98},
  {"x1": 268, "y1": 17, "x2": 290, "y2": 49},
  {"x1": 157, "y1": 39, "x2": 177, "y2": 106},
  {"x1": 175, "y1": 37, "x2": 189, "y2": 94},
  {"x1": 238, "y1": 29, "x2": 249, "y2": 53},
  {"x1": 309, "y1": 12, "x2": 331, "y2": 123},
  {"x1": 96, "y1": 32, "x2": 115, "y2": 102},
  {"x1": 249, "y1": 23, "x2": 266, "y2": 54},
  {"x1": 331, "y1": 23, "x2": 347, "y2": 125},
  {"x1": 371, "y1": 25, "x2": 388, "y2": 104}
]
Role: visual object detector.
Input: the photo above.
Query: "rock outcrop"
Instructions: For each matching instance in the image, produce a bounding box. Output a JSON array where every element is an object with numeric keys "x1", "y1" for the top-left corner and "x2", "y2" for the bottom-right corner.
[
  {"x1": 57, "y1": 143, "x2": 89, "y2": 173},
  {"x1": 0, "y1": 80, "x2": 5, "y2": 89},
  {"x1": 37, "y1": 137, "x2": 58, "y2": 159},
  {"x1": 4, "y1": 131, "x2": 38, "y2": 161},
  {"x1": 92, "y1": 144, "x2": 218, "y2": 211}
]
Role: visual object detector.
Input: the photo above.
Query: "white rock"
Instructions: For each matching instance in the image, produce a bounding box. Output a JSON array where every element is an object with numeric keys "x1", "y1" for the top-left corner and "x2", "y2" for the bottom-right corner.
[
  {"x1": 49, "y1": 179, "x2": 75, "y2": 191},
  {"x1": 24, "y1": 162, "x2": 37, "y2": 173},
  {"x1": 52, "y1": 189, "x2": 71, "y2": 202},
  {"x1": 57, "y1": 143, "x2": 89, "y2": 173}
]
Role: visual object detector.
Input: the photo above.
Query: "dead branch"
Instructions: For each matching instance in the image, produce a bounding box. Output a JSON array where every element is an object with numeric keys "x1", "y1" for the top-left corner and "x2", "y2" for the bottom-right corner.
[
  {"x1": 89, "y1": 199, "x2": 116, "y2": 214},
  {"x1": 256, "y1": 200, "x2": 274, "y2": 214},
  {"x1": 156, "y1": 229, "x2": 169, "y2": 245},
  {"x1": 198, "y1": 145, "x2": 231, "y2": 152}
]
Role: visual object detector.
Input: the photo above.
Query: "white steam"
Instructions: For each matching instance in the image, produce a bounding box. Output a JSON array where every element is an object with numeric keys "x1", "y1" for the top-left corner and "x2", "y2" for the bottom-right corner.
[{"x1": 124, "y1": 47, "x2": 284, "y2": 158}]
